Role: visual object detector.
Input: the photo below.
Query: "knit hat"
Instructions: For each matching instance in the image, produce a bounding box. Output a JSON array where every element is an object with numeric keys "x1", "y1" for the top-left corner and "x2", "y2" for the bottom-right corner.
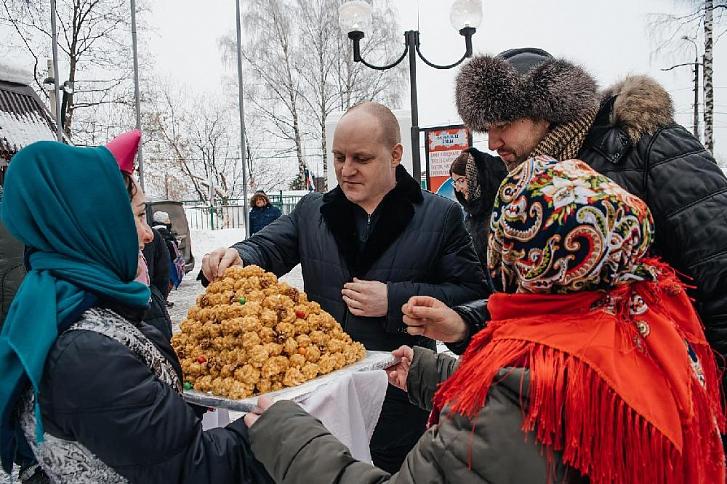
[
  {"x1": 153, "y1": 211, "x2": 171, "y2": 225},
  {"x1": 106, "y1": 129, "x2": 141, "y2": 175},
  {"x1": 455, "y1": 48, "x2": 599, "y2": 130}
]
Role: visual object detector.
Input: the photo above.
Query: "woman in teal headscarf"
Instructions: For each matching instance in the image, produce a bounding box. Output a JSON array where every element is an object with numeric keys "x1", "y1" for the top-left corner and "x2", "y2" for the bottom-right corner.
[{"x1": 0, "y1": 134, "x2": 271, "y2": 483}]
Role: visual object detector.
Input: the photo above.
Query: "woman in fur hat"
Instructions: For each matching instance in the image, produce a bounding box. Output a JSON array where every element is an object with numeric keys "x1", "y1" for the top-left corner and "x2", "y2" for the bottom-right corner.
[
  {"x1": 243, "y1": 156, "x2": 725, "y2": 484},
  {"x1": 449, "y1": 148, "x2": 508, "y2": 266},
  {"x1": 249, "y1": 191, "x2": 282, "y2": 236}
]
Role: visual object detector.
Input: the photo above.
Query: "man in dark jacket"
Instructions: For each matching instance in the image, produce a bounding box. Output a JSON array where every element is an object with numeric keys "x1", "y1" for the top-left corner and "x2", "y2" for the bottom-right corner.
[
  {"x1": 405, "y1": 48, "x2": 727, "y2": 370},
  {"x1": 202, "y1": 101, "x2": 487, "y2": 472}
]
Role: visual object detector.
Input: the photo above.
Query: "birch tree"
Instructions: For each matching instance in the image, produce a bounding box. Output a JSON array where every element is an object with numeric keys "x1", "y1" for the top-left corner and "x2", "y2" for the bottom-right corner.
[{"x1": 0, "y1": 0, "x2": 145, "y2": 140}]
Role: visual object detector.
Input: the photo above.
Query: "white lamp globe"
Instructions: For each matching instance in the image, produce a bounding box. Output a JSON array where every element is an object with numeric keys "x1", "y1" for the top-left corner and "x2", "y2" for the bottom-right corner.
[
  {"x1": 450, "y1": 0, "x2": 483, "y2": 30},
  {"x1": 339, "y1": 1, "x2": 373, "y2": 33}
]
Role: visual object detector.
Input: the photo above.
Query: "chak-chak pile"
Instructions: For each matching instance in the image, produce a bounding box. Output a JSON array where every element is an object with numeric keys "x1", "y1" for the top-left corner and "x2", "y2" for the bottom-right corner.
[{"x1": 172, "y1": 265, "x2": 366, "y2": 399}]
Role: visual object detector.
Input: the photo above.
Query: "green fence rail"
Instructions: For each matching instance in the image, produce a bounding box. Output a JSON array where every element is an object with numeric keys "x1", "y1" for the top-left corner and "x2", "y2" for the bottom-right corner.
[{"x1": 182, "y1": 193, "x2": 305, "y2": 231}]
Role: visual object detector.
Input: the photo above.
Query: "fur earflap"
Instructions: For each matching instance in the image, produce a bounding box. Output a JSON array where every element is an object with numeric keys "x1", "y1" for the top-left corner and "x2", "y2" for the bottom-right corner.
[
  {"x1": 456, "y1": 56, "x2": 526, "y2": 132},
  {"x1": 456, "y1": 54, "x2": 599, "y2": 130},
  {"x1": 603, "y1": 75, "x2": 674, "y2": 143}
]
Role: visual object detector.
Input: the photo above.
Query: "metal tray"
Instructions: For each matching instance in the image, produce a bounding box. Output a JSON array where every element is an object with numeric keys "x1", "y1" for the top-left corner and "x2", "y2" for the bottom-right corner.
[{"x1": 183, "y1": 350, "x2": 398, "y2": 412}]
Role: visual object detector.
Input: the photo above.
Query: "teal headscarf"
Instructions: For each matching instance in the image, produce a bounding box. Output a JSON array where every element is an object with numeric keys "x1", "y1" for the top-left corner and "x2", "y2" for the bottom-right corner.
[{"x1": 0, "y1": 141, "x2": 150, "y2": 472}]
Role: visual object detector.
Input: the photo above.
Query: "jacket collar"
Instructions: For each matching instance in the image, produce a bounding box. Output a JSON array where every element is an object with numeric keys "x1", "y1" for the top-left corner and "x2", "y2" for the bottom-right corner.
[
  {"x1": 582, "y1": 97, "x2": 632, "y2": 165},
  {"x1": 321, "y1": 165, "x2": 423, "y2": 276}
]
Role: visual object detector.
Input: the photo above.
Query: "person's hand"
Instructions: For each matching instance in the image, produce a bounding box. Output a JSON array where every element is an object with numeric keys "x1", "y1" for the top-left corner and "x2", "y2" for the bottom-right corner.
[
  {"x1": 341, "y1": 278, "x2": 388, "y2": 317},
  {"x1": 243, "y1": 395, "x2": 275, "y2": 427},
  {"x1": 402, "y1": 296, "x2": 468, "y2": 343},
  {"x1": 385, "y1": 345, "x2": 413, "y2": 391},
  {"x1": 201, "y1": 247, "x2": 242, "y2": 282}
]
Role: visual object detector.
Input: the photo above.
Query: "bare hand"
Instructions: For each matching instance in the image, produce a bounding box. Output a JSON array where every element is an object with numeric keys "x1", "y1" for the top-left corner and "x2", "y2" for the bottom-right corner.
[
  {"x1": 243, "y1": 395, "x2": 275, "y2": 427},
  {"x1": 385, "y1": 345, "x2": 413, "y2": 391},
  {"x1": 201, "y1": 247, "x2": 242, "y2": 282},
  {"x1": 402, "y1": 296, "x2": 468, "y2": 343},
  {"x1": 341, "y1": 278, "x2": 388, "y2": 317}
]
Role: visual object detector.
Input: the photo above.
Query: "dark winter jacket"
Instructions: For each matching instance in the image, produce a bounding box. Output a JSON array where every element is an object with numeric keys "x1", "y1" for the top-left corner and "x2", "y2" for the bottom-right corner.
[
  {"x1": 24, "y1": 300, "x2": 271, "y2": 484},
  {"x1": 249, "y1": 204, "x2": 282, "y2": 236},
  {"x1": 144, "y1": 285, "x2": 172, "y2": 341},
  {"x1": 453, "y1": 148, "x2": 508, "y2": 266},
  {"x1": 248, "y1": 346, "x2": 583, "y2": 483},
  {"x1": 453, "y1": 76, "x2": 727, "y2": 365},
  {"x1": 154, "y1": 224, "x2": 177, "y2": 255},
  {"x1": 0, "y1": 220, "x2": 25, "y2": 327},
  {"x1": 142, "y1": 228, "x2": 170, "y2": 299},
  {"x1": 231, "y1": 165, "x2": 487, "y2": 352}
]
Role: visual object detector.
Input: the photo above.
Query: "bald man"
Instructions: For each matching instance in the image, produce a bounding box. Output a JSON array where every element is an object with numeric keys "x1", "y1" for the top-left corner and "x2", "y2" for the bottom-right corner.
[{"x1": 201, "y1": 102, "x2": 487, "y2": 472}]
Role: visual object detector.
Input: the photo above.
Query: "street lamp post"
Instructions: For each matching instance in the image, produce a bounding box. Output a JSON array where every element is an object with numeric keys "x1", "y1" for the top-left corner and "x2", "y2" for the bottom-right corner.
[
  {"x1": 49, "y1": 0, "x2": 63, "y2": 142},
  {"x1": 662, "y1": 36, "x2": 701, "y2": 141},
  {"x1": 339, "y1": 0, "x2": 482, "y2": 185}
]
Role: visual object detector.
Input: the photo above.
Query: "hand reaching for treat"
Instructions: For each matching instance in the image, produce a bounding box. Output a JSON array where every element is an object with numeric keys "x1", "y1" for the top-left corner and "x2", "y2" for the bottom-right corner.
[
  {"x1": 402, "y1": 296, "x2": 468, "y2": 343},
  {"x1": 201, "y1": 247, "x2": 243, "y2": 282},
  {"x1": 385, "y1": 345, "x2": 413, "y2": 391}
]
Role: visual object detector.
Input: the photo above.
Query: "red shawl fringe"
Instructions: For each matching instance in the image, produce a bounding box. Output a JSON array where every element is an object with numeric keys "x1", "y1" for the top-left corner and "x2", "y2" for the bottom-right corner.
[{"x1": 434, "y1": 273, "x2": 725, "y2": 483}]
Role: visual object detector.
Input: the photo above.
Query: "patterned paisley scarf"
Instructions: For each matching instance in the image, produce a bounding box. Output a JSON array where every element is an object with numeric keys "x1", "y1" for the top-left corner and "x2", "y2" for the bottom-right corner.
[{"x1": 434, "y1": 157, "x2": 725, "y2": 484}]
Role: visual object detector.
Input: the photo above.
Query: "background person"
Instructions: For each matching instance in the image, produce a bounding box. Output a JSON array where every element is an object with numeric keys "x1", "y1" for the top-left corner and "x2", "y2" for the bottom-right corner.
[
  {"x1": 152, "y1": 210, "x2": 185, "y2": 297},
  {"x1": 449, "y1": 147, "x2": 508, "y2": 266},
  {"x1": 249, "y1": 190, "x2": 282, "y2": 236}
]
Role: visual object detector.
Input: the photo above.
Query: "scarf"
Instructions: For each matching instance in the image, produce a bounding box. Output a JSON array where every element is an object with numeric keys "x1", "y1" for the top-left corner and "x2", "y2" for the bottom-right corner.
[
  {"x1": 488, "y1": 156, "x2": 655, "y2": 294},
  {"x1": 529, "y1": 105, "x2": 598, "y2": 162},
  {"x1": 0, "y1": 141, "x2": 150, "y2": 472},
  {"x1": 464, "y1": 153, "x2": 482, "y2": 202},
  {"x1": 435, "y1": 156, "x2": 725, "y2": 483}
]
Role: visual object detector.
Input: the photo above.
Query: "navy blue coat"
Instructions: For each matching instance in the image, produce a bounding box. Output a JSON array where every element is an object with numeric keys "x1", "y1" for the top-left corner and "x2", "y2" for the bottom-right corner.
[{"x1": 249, "y1": 204, "x2": 281, "y2": 235}]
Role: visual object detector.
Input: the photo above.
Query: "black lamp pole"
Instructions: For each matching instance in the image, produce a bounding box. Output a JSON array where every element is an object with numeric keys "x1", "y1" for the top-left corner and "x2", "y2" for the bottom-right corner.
[{"x1": 348, "y1": 27, "x2": 475, "y2": 185}]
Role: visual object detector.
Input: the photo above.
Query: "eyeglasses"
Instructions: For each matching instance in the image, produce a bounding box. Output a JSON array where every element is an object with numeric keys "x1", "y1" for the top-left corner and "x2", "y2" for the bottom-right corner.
[{"x1": 451, "y1": 176, "x2": 467, "y2": 188}]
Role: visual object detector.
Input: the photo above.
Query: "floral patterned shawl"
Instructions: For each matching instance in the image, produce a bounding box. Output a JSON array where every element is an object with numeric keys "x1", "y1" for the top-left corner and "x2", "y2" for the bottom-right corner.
[
  {"x1": 487, "y1": 156, "x2": 655, "y2": 293},
  {"x1": 435, "y1": 156, "x2": 725, "y2": 484}
]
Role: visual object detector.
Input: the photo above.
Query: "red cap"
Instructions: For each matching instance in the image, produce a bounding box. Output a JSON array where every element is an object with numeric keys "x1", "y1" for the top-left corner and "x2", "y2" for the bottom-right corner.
[{"x1": 106, "y1": 129, "x2": 141, "y2": 175}]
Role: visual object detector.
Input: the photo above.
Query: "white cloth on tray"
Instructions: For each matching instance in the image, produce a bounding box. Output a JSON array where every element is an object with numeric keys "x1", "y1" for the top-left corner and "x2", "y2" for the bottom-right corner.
[
  {"x1": 298, "y1": 369, "x2": 388, "y2": 463},
  {"x1": 201, "y1": 369, "x2": 388, "y2": 463},
  {"x1": 201, "y1": 407, "x2": 230, "y2": 429}
]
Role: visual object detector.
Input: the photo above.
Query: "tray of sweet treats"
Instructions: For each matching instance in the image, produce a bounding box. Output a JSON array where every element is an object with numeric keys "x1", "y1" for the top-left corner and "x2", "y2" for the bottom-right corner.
[{"x1": 173, "y1": 265, "x2": 395, "y2": 412}]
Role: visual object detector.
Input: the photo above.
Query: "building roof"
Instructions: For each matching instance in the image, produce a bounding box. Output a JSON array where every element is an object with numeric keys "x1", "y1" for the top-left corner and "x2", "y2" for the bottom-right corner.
[{"x1": 0, "y1": 75, "x2": 57, "y2": 163}]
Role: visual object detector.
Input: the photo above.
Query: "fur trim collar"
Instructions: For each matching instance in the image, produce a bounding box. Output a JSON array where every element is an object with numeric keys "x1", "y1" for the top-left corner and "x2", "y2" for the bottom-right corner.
[
  {"x1": 321, "y1": 165, "x2": 422, "y2": 276},
  {"x1": 601, "y1": 75, "x2": 674, "y2": 143}
]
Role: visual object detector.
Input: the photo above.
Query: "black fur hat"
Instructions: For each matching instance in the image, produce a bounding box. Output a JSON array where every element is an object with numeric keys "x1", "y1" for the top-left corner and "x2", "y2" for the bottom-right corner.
[{"x1": 456, "y1": 48, "x2": 599, "y2": 131}]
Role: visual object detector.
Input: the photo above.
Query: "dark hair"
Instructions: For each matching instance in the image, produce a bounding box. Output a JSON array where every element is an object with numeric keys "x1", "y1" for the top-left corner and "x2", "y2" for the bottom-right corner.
[
  {"x1": 122, "y1": 172, "x2": 137, "y2": 200},
  {"x1": 450, "y1": 150, "x2": 470, "y2": 177},
  {"x1": 250, "y1": 192, "x2": 270, "y2": 208}
]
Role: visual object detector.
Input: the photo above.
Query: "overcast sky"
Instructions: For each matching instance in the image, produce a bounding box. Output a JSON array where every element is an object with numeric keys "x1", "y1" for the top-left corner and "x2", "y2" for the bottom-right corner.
[
  {"x1": 3, "y1": 0, "x2": 725, "y2": 160},
  {"x1": 145, "y1": 0, "x2": 726, "y2": 161}
]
